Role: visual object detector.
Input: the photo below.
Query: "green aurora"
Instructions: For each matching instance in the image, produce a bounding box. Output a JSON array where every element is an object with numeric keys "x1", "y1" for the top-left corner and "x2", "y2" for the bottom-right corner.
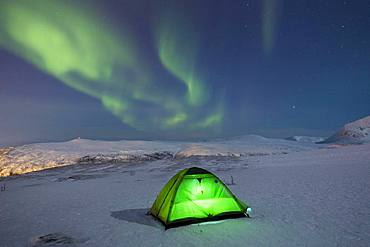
[
  {"x1": 262, "y1": 0, "x2": 279, "y2": 54},
  {"x1": 0, "y1": 0, "x2": 223, "y2": 133}
]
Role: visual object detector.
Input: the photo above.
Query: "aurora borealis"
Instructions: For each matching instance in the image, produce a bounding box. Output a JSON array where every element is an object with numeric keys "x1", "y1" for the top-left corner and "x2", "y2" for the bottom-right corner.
[
  {"x1": 0, "y1": 0, "x2": 221, "y2": 132},
  {"x1": 0, "y1": 0, "x2": 369, "y2": 145}
]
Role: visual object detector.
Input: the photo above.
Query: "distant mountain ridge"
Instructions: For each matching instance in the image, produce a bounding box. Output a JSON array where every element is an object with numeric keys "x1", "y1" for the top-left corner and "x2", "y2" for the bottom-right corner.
[
  {"x1": 0, "y1": 135, "x2": 317, "y2": 177},
  {"x1": 285, "y1": 136, "x2": 325, "y2": 143},
  {"x1": 321, "y1": 116, "x2": 370, "y2": 144}
]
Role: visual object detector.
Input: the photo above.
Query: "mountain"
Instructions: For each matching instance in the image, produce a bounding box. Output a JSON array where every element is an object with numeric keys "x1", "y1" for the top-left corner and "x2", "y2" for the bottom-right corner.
[
  {"x1": 321, "y1": 115, "x2": 370, "y2": 144},
  {"x1": 285, "y1": 136, "x2": 325, "y2": 143},
  {"x1": 0, "y1": 135, "x2": 317, "y2": 177}
]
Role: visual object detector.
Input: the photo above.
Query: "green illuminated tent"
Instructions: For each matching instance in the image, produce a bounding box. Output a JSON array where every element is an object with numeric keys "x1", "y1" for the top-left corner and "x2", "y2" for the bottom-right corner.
[{"x1": 150, "y1": 167, "x2": 250, "y2": 228}]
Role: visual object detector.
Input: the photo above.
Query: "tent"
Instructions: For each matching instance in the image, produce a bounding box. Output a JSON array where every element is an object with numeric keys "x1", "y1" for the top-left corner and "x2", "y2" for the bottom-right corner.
[{"x1": 149, "y1": 167, "x2": 250, "y2": 228}]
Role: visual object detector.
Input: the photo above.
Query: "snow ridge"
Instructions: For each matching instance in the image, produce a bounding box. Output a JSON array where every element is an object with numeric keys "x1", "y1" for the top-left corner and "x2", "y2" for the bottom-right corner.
[
  {"x1": 285, "y1": 136, "x2": 325, "y2": 143},
  {"x1": 322, "y1": 115, "x2": 370, "y2": 144},
  {"x1": 0, "y1": 136, "x2": 316, "y2": 177}
]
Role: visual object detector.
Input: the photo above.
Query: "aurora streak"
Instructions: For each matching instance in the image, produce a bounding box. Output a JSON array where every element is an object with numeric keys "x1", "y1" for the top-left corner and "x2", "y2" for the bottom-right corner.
[{"x1": 0, "y1": 0, "x2": 222, "y2": 133}]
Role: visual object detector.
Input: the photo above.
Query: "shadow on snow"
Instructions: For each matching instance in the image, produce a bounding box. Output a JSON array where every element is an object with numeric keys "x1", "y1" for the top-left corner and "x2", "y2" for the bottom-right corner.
[{"x1": 111, "y1": 208, "x2": 162, "y2": 229}]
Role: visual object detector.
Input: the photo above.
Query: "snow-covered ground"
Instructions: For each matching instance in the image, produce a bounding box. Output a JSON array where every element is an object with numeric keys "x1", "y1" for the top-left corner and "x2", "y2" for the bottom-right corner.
[
  {"x1": 0, "y1": 135, "x2": 317, "y2": 177},
  {"x1": 0, "y1": 139, "x2": 369, "y2": 246}
]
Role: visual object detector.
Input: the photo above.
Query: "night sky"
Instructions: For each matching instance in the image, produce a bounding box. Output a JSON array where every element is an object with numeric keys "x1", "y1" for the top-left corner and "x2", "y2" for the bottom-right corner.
[{"x1": 0, "y1": 0, "x2": 369, "y2": 146}]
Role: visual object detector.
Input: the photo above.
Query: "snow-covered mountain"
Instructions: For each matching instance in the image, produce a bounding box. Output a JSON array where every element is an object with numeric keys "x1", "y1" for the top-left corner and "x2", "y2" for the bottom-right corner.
[
  {"x1": 3, "y1": 114, "x2": 370, "y2": 177},
  {"x1": 285, "y1": 136, "x2": 325, "y2": 143},
  {"x1": 321, "y1": 115, "x2": 370, "y2": 144},
  {"x1": 0, "y1": 135, "x2": 318, "y2": 177}
]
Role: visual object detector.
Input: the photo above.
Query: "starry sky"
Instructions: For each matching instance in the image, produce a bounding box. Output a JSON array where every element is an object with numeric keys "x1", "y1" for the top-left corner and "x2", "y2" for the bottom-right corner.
[{"x1": 0, "y1": 0, "x2": 369, "y2": 146}]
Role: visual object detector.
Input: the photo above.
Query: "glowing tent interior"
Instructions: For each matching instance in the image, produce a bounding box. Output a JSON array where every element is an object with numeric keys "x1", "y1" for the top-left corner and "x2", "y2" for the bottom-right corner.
[{"x1": 149, "y1": 167, "x2": 250, "y2": 228}]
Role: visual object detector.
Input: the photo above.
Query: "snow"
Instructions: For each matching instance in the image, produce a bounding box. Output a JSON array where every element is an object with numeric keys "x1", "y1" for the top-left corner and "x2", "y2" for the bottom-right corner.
[
  {"x1": 285, "y1": 136, "x2": 325, "y2": 143},
  {"x1": 322, "y1": 115, "x2": 370, "y2": 144},
  {"x1": 0, "y1": 136, "x2": 317, "y2": 177},
  {"x1": 0, "y1": 139, "x2": 369, "y2": 246}
]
